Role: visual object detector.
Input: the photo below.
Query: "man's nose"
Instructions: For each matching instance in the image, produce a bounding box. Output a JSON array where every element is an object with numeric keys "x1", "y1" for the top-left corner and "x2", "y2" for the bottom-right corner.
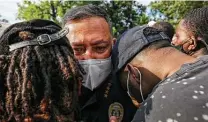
[
  {"x1": 109, "y1": 116, "x2": 118, "y2": 122},
  {"x1": 82, "y1": 49, "x2": 96, "y2": 60}
]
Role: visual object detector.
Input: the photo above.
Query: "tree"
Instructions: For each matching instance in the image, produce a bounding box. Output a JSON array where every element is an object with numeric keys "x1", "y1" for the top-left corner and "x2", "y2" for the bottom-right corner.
[
  {"x1": 103, "y1": 1, "x2": 148, "y2": 36},
  {"x1": 17, "y1": 0, "x2": 148, "y2": 37},
  {"x1": 149, "y1": 1, "x2": 208, "y2": 26},
  {"x1": 17, "y1": 1, "x2": 101, "y2": 23}
]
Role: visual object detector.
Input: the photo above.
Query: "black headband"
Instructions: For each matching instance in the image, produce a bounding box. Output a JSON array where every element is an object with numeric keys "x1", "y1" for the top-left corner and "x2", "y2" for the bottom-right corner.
[{"x1": 9, "y1": 27, "x2": 69, "y2": 51}]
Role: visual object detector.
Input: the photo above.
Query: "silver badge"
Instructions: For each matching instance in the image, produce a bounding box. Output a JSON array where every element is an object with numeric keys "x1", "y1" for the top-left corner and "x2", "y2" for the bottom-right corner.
[{"x1": 108, "y1": 102, "x2": 124, "y2": 122}]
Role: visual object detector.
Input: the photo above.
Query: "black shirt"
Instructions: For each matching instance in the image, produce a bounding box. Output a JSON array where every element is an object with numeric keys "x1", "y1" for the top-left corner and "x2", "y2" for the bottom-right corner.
[
  {"x1": 80, "y1": 75, "x2": 137, "y2": 122},
  {"x1": 132, "y1": 56, "x2": 208, "y2": 122}
]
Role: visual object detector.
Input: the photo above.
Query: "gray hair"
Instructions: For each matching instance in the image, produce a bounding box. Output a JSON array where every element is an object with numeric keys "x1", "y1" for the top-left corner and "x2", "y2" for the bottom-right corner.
[{"x1": 62, "y1": 4, "x2": 113, "y2": 35}]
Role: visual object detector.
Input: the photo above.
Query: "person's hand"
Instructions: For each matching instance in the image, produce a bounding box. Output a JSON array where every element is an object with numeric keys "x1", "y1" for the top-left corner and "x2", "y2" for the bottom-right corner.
[{"x1": 109, "y1": 116, "x2": 118, "y2": 122}]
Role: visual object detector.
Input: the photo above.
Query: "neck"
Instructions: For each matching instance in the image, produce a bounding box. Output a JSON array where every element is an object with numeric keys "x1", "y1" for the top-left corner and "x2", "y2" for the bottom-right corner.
[
  {"x1": 129, "y1": 47, "x2": 197, "y2": 98},
  {"x1": 190, "y1": 47, "x2": 208, "y2": 58},
  {"x1": 143, "y1": 47, "x2": 197, "y2": 81}
]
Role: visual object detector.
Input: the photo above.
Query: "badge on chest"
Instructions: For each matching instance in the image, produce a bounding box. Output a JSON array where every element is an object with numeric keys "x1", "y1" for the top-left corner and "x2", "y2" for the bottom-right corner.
[{"x1": 108, "y1": 102, "x2": 124, "y2": 122}]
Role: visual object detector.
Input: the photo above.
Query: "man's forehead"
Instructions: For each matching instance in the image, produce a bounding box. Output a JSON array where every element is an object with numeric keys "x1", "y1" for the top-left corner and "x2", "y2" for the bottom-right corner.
[
  {"x1": 65, "y1": 17, "x2": 110, "y2": 30},
  {"x1": 70, "y1": 38, "x2": 111, "y2": 46},
  {"x1": 65, "y1": 22, "x2": 112, "y2": 44},
  {"x1": 65, "y1": 16, "x2": 108, "y2": 25},
  {"x1": 66, "y1": 25, "x2": 110, "y2": 36}
]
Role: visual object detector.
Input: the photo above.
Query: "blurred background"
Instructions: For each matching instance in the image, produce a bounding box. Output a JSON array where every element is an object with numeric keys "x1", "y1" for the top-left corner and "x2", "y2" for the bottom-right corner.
[{"x1": 0, "y1": 0, "x2": 208, "y2": 37}]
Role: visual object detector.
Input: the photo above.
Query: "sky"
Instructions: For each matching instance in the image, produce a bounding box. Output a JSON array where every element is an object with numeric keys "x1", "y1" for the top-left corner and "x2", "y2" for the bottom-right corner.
[{"x1": 0, "y1": 0, "x2": 152, "y2": 24}]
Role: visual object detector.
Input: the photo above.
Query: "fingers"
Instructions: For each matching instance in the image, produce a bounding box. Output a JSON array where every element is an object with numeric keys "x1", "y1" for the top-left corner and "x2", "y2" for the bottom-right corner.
[{"x1": 109, "y1": 116, "x2": 118, "y2": 122}]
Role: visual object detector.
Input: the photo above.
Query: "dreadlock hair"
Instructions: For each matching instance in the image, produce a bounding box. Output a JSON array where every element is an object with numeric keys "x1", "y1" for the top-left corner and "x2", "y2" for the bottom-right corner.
[
  {"x1": 182, "y1": 7, "x2": 208, "y2": 42},
  {"x1": 0, "y1": 19, "x2": 83, "y2": 122}
]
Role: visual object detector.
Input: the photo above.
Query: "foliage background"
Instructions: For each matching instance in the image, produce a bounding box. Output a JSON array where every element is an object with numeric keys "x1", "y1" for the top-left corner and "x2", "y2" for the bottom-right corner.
[{"x1": 15, "y1": 0, "x2": 208, "y2": 37}]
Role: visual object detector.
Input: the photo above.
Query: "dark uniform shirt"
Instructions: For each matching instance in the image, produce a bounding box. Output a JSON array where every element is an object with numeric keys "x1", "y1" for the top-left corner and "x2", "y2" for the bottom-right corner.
[
  {"x1": 132, "y1": 56, "x2": 208, "y2": 122},
  {"x1": 79, "y1": 74, "x2": 137, "y2": 122}
]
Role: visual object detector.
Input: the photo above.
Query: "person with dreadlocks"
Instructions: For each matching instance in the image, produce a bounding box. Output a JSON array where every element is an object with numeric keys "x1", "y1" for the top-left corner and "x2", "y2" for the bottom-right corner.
[
  {"x1": 0, "y1": 19, "x2": 83, "y2": 122},
  {"x1": 172, "y1": 7, "x2": 208, "y2": 58}
]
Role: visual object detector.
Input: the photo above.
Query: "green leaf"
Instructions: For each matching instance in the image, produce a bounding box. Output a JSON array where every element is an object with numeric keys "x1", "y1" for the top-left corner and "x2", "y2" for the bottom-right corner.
[{"x1": 17, "y1": 0, "x2": 149, "y2": 37}]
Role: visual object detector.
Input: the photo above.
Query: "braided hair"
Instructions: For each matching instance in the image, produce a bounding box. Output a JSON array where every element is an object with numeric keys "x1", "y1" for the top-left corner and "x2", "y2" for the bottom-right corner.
[
  {"x1": 0, "y1": 19, "x2": 82, "y2": 122},
  {"x1": 182, "y1": 7, "x2": 208, "y2": 42}
]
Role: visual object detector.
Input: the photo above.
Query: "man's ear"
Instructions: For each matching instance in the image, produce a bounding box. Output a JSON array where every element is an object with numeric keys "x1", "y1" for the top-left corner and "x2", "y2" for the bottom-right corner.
[
  {"x1": 126, "y1": 64, "x2": 135, "y2": 73},
  {"x1": 188, "y1": 36, "x2": 197, "y2": 51},
  {"x1": 126, "y1": 64, "x2": 138, "y2": 79}
]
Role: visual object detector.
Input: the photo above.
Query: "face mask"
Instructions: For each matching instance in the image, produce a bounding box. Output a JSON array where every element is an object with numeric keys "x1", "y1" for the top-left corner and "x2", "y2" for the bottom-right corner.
[
  {"x1": 126, "y1": 67, "x2": 144, "y2": 103},
  {"x1": 172, "y1": 38, "x2": 192, "y2": 53},
  {"x1": 177, "y1": 38, "x2": 208, "y2": 55},
  {"x1": 79, "y1": 57, "x2": 112, "y2": 91},
  {"x1": 181, "y1": 38, "x2": 192, "y2": 53},
  {"x1": 199, "y1": 39, "x2": 208, "y2": 51}
]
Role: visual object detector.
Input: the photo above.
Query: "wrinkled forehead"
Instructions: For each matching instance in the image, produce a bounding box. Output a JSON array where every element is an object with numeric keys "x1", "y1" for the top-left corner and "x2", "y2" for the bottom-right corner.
[
  {"x1": 65, "y1": 17, "x2": 111, "y2": 33},
  {"x1": 65, "y1": 18, "x2": 112, "y2": 43}
]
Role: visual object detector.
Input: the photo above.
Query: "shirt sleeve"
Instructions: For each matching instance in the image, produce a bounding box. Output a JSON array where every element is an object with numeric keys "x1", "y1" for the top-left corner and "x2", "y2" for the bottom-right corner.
[{"x1": 132, "y1": 77, "x2": 208, "y2": 122}]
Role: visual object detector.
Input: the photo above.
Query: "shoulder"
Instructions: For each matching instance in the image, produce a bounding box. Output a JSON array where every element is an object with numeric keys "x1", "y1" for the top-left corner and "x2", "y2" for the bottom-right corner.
[
  {"x1": 132, "y1": 84, "x2": 208, "y2": 122},
  {"x1": 132, "y1": 70, "x2": 208, "y2": 122},
  {"x1": 132, "y1": 56, "x2": 208, "y2": 122}
]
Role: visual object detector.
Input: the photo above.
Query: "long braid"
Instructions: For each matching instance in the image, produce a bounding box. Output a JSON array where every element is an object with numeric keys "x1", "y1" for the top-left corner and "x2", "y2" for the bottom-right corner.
[
  {"x1": 54, "y1": 45, "x2": 71, "y2": 80},
  {"x1": 54, "y1": 45, "x2": 73, "y2": 113},
  {"x1": 60, "y1": 46, "x2": 82, "y2": 120},
  {"x1": 21, "y1": 46, "x2": 33, "y2": 119},
  {"x1": 0, "y1": 19, "x2": 82, "y2": 122},
  {"x1": 0, "y1": 55, "x2": 9, "y2": 121},
  {"x1": 14, "y1": 66, "x2": 23, "y2": 122},
  {"x1": 6, "y1": 49, "x2": 20, "y2": 120},
  {"x1": 30, "y1": 49, "x2": 40, "y2": 104},
  {"x1": 14, "y1": 67, "x2": 22, "y2": 106},
  {"x1": 34, "y1": 46, "x2": 51, "y2": 121}
]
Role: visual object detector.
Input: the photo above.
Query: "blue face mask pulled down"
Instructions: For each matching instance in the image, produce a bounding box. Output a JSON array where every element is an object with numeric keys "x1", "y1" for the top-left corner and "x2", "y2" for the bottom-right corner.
[{"x1": 79, "y1": 57, "x2": 112, "y2": 91}]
